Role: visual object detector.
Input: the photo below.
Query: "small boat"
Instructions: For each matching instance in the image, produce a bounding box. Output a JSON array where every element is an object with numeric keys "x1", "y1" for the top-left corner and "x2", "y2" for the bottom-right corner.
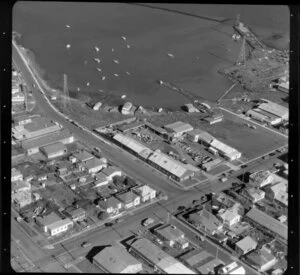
[
  {"x1": 94, "y1": 58, "x2": 101, "y2": 63},
  {"x1": 96, "y1": 68, "x2": 102, "y2": 72},
  {"x1": 121, "y1": 95, "x2": 126, "y2": 99},
  {"x1": 101, "y1": 76, "x2": 106, "y2": 81},
  {"x1": 98, "y1": 89, "x2": 104, "y2": 93},
  {"x1": 167, "y1": 53, "x2": 174, "y2": 58},
  {"x1": 94, "y1": 46, "x2": 100, "y2": 52},
  {"x1": 113, "y1": 59, "x2": 120, "y2": 64},
  {"x1": 66, "y1": 44, "x2": 71, "y2": 49},
  {"x1": 113, "y1": 73, "x2": 119, "y2": 77},
  {"x1": 66, "y1": 24, "x2": 71, "y2": 28},
  {"x1": 126, "y1": 72, "x2": 130, "y2": 75},
  {"x1": 121, "y1": 36, "x2": 127, "y2": 41},
  {"x1": 126, "y1": 44, "x2": 131, "y2": 49},
  {"x1": 77, "y1": 87, "x2": 80, "y2": 91},
  {"x1": 112, "y1": 48, "x2": 114, "y2": 52},
  {"x1": 86, "y1": 82, "x2": 90, "y2": 87}
]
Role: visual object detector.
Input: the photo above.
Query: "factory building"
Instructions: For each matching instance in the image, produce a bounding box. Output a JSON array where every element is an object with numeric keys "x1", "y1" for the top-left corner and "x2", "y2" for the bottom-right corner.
[
  {"x1": 21, "y1": 129, "x2": 74, "y2": 155},
  {"x1": 130, "y1": 238, "x2": 196, "y2": 274},
  {"x1": 93, "y1": 246, "x2": 143, "y2": 273},
  {"x1": 117, "y1": 121, "x2": 145, "y2": 133},
  {"x1": 40, "y1": 142, "x2": 67, "y2": 159},
  {"x1": 257, "y1": 101, "x2": 289, "y2": 121},
  {"x1": 12, "y1": 117, "x2": 61, "y2": 141},
  {"x1": 201, "y1": 158, "x2": 222, "y2": 172},
  {"x1": 183, "y1": 103, "x2": 199, "y2": 113},
  {"x1": 164, "y1": 121, "x2": 194, "y2": 137},
  {"x1": 144, "y1": 121, "x2": 171, "y2": 140},
  {"x1": 210, "y1": 139, "x2": 241, "y2": 161},
  {"x1": 147, "y1": 150, "x2": 194, "y2": 181}
]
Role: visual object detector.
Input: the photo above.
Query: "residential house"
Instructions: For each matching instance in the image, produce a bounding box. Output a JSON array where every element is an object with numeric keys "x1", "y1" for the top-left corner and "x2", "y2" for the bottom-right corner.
[
  {"x1": 132, "y1": 185, "x2": 156, "y2": 202},
  {"x1": 40, "y1": 142, "x2": 67, "y2": 159},
  {"x1": 35, "y1": 212, "x2": 73, "y2": 236},
  {"x1": 80, "y1": 158, "x2": 107, "y2": 174},
  {"x1": 98, "y1": 197, "x2": 123, "y2": 215},
  {"x1": 93, "y1": 171, "x2": 109, "y2": 187},
  {"x1": 218, "y1": 209, "x2": 241, "y2": 227},
  {"x1": 266, "y1": 180, "x2": 288, "y2": 207},
  {"x1": 93, "y1": 246, "x2": 143, "y2": 273},
  {"x1": 188, "y1": 208, "x2": 223, "y2": 235},
  {"x1": 117, "y1": 191, "x2": 140, "y2": 209},
  {"x1": 73, "y1": 150, "x2": 94, "y2": 163},
  {"x1": 246, "y1": 247, "x2": 277, "y2": 272},
  {"x1": 12, "y1": 191, "x2": 32, "y2": 208},
  {"x1": 64, "y1": 207, "x2": 86, "y2": 222},
  {"x1": 101, "y1": 166, "x2": 122, "y2": 181},
  {"x1": 235, "y1": 236, "x2": 257, "y2": 255},
  {"x1": 155, "y1": 224, "x2": 189, "y2": 249},
  {"x1": 245, "y1": 188, "x2": 265, "y2": 203},
  {"x1": 11, "y1": 168, "x2": 23, "y2": 182}
]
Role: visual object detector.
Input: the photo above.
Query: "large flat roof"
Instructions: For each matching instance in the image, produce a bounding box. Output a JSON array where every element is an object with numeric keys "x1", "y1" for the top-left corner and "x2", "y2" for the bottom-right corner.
[
  {"x1": 235, "y1": 236, "x2": 257, "y2": 251},
  {"x1": 41, "y1": 142, "x2": 66, "y2": 155},
  {"x1": 93, "y1": 246, "x2": 142, "y2": 273},
  {"x1": 258, "y1": 102, "x2": 288, "y2": 119},
  {"x1": 164, "y1": 121, "x2": 194, "y2": 134},
  {"x1": 246, "y1": 208, "x2": 287, "y2": 240}
]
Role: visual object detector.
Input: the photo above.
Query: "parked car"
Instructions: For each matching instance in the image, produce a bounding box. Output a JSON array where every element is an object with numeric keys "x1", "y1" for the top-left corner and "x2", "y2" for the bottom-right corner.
[
  {"x1": 81, "y1": 241, "x2": 92, "y2": 248},
  {"x1": 142, "y1": 218, "x2": 154, "y2": 227},
  {"x1": 155, "y1": 238, "x2": 164, "y2": 245}
]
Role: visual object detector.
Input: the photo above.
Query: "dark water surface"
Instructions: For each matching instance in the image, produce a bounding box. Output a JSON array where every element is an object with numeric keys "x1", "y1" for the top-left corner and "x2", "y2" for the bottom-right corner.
[{"x1": 13, "y1": 2, "x2": 289, "y2": 109}]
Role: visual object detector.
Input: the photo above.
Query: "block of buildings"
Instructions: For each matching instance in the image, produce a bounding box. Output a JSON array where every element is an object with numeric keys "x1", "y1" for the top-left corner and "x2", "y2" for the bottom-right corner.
[
  {"x1": 21, "y1": 128, "x2": 74, "y2": 155},
  {"x1": 101, "y1": 166, "x2": 122, "y2": 181},
  {"x1": 35, "y1": 212, "x2": 73, "y2": 236},
  {"x1": 11, "y1": 168, "x2": 23, "y2": 182},
  {"x1": 189, "y1": 209, "x2": 223, "y2": 235},
  {"x1": 218, "y1": 262, "x2": 246, "y2": 274},
  {"x1": 246, "y1": 247, "x2": 277, "y2": 272},
  {"x1": 155, "y1": 224, "x2": 189, "y2": 249},
  {"x1": 117, "y1": 191, "x2": 140, "y2": 209},
  {"x1": 235, "y1": 236, "x2": 257, "y2": 255},
  {"x1": 249, "y1": 170, "x2": 273, "y2": 187},
  {"x1": 98, "y1": 197, "x2": 123, "y2": 215},
  {"x1": 164, "y1": 121, "x2": 194, "y2": 137},
  {"x1": 40, "y1": 142, "x2": 67, "y2": 159},
  {"x1": 218, "y1": 209, "x2": 241, "y2": 227},
  {"x1": 132, "y1": 185, "x2": 156, "y2": 202},
  {"x1": 201, "y1": 158, "x2": 222, "y2": 172},
  {"x1": 186, "y1": 129, "x2": 206, "y2": 142},
  {"x1": 93, "y1": 246, "x2": 143, "y2": 273},
  {"x1": 196, "y1": 131, "x2": 215, "y2": 146}
]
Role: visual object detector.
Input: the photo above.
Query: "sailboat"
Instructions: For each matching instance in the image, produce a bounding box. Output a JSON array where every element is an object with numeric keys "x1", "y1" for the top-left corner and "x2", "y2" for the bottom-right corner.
[
  {"x1": 96, "y1": 68, "x2": 102, "y2": 72},
  {"x1": 121, "y1": 94, "x2": 126, "y2": 99},
  {"x1": 66, "y1": 44, "x2": 71, "y2": 49},
  {"x1": 94, "y1": 58, "x2": 101, "y2": 63},
  {"x1": 66, "y1": 24, "x2": 71, "y2": 28},
  {"x1": 77, "y1": 87, "x2": 80, "y2": 92},
  {"x1": 113, "y1": 59, "x2": 120, "y2": 64},
  {"x1": 94, "y1": 46, "x2": 100, "y2": 52}
]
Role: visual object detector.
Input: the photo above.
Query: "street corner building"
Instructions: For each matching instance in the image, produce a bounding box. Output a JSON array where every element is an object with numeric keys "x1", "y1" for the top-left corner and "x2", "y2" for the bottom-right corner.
[{"x1": 93, "y1": 245, "x2": 143, "y2": 273}]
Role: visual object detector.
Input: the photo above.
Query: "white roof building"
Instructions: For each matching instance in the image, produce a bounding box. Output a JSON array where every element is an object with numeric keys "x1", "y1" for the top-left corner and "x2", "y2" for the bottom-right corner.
[
  {"x1": 210, "y1": 139, "x2": 241, "y2": 161},
  {"x1": 164, "y1": 121, "x2": 194, "y2": 136},
  {"x1": 258, "y1": 101, "x2": 288, "y2": 120}
]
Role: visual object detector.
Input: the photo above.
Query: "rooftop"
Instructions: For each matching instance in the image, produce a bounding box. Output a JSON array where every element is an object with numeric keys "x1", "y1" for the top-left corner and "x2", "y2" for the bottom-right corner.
[
  {"x1": 235, "y1": 236, "x2": 257, "y2": 252},
  {"x1": 23, "y1": 117, "x2": 58, "y2": 132},
  {"x1": 117, "y1": 191, "x2": 139, "y2": 204},
  {"x1": 41, "y1": 142, "x2": 67, "y2": 155},
  {"x1": 189, "y1": 209, "x2": 223, "y2": 232},
  {"x1": 258, "y1": 102, "x2": 288, "y2": 119},
  {"x1": 164, "y1": 121, "x2": 194, "y2": 134},
  {"x1": 134, "y1": 185, "x2": 156, "y2": 196},
  {"x1": 47, "y1": 218, "x2": 73, "y2": 231},
  {"x1": 187, "y1": 128, "x2": 206, "y2": 137},
  {"x1": 11, "y1": 180, "x2": 30, "y2": 193},
  {"x1": 73, "y1": 150, "x2": 94, "y2": 162},
  {"x1": 197, "y1": 258, "x2": 224, "y2": 274},
  {"x1": 11, "y1": 168, "x2": 22, "y2": 178},
  {"x1": 99, "y1": 197, "x2": 122, "y2": 209},
  {"x1": 101, "y1": 166, "x2": 121, "y2": 176},
  {"x1": 156, "y1": 224, "x2": 184, "y2": 242},
  {"x1": 83, "y1": 158, "x2": 105, "y2": 170},
  {"x1": 93, "y1": 246, "x2": 142, "y2": 273},
  {"x1": 36, "y1": 212, "x2": 61, "y2": 227},
  {"x1": 246, "y1": 247, "x2": 277, "y2": 269}
]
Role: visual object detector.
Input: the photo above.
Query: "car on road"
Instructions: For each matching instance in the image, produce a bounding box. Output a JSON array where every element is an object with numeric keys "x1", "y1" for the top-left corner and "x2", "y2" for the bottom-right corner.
[
  {"x1": 94, "y1": 147, "x2": 101, "y2": 152},
  {"x1": 142, "y1": 218, "x2": 154, "y2": 227},
  {"x1": 155, "y1": 238, "x2": 164, "y2": 245},
  {"x1": 81, "y1": 241, "x2": 92, "y2": 248}
]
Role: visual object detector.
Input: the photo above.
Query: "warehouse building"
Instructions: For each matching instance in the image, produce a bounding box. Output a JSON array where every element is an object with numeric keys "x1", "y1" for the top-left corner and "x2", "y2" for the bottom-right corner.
[
  {"x1": 147, "y1": 150, "x2": 194, "y2": 181},
  {"x1": 21, "y1": 129, "x2": 74, "y2": 155},
  {"x1": 187, "y1": 129, "x2": 206, "y2": 142},
  {"x1": 144, "y1": 121, "x2": 171, "y2": 140},
  {"x1": 246, "y1": 108, "x2": 282, "y2": 125},
  {"x1": 164, "y1": 121, "x2": 194, "y2": 137},
  {"x1": 12, "y1": 117, "x2": 61, "y2": 141},
  {"x1": 40, "y1": 142, "x2": 67, "y2": 159},
  {"x1": 257, "y1": 101, "x2": 289, "y2": 121},
  {"x1": 130, "y1": 238, "x2": 196, "y2": 274},
  {"x1": 93, "y1": 246, "x2": 143, "y2": 273},
  {"x1": 246, "y1": 208, "x2": 287, "y2": 242},
  {"x1": 197, "y1": 132, "x2": 215, "y2": 146},
  {"x1": 210, "y1": 139, "x2": 241, "y2": 161},
  {"x1": 201, "y1": 158, "x2": 222, "y2": 172}
]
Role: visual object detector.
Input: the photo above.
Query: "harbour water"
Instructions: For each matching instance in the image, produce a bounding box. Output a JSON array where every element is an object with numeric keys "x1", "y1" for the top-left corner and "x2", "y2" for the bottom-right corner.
[{"x1": 13, "y1": 3, "x2": 289, "y2": 109}]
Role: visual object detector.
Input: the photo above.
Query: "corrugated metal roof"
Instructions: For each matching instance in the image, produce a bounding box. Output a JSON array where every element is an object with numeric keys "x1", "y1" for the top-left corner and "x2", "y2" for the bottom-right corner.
[
  {"x1": 113, "y1": 134, "x2": 150, "y2": 154},
  {"x1": 246, "y1": 208, "x2": 287, "y2": 240},
  {"x1": 211, "y1": 139, "x2": 237, "y2": 156},
  {"x1": 93, "y1": 246, "x2": 142, "y2": 273},
  {"x1": 164, "y1": 121, "x2": 194, "y2": 134},
  {"x1": 148, "y1": 151, "x2": 192, "y2": 179},
  {"x1": 197, "y1": 132, "x2": 215, "y2": 144},
  {"x1": 258, "y1": 102, "x2": 288, "y2": 119}
]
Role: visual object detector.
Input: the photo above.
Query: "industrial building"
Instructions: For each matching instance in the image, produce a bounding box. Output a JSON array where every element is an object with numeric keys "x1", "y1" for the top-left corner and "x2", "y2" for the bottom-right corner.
[
  {"x1": 210, "y1": 139, "x2": 241, "y2": 161},
  {"x1": 130, "y1": 238, "x2": 196, "y2": 274},
  {"x1": 147, "y1": 150, "x2": 194, "y2": 182},
  {"x1": 35, "y1": 212, "x2": 73, "y2": 236},
  {"x1": 40, "y1": 142, "x2": 67, "y2": 159},
  {"x1": 246, "y1": 208, "x2": 287, "y2": 242},
  {"x1": 235, "y1": 236, "x2": 257, "y2": 255},
  {"x1": 12, "y1": 117, "x2": 61, "y2": 141},
  {"x1": 183, "y1": 103, "x2": 199, "y2": 113},
  {"x1": 164, "y1": 121, "x2": 194, "y2": 137},
  {"x1": 196, "y1": 131, "x2": 215, "y2": 146},
  {"x1": 93, "y1": 246, "x2": 143, "y2": 273},
  {"x1": 21, "y1": 128, "x2": 74, "y2": 155},
  {"x1": 257, "y1": 101, "x2": 289, "y2": 121},
  {"x1": 144, "y1": 121, "x2": 170, "y2": 139},
  {"x1": 117, "y1": 121, "x2": 145, "y2": 133}
]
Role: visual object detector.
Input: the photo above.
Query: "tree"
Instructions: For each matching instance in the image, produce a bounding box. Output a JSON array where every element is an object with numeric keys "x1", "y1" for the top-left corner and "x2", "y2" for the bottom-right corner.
[{"x1": 98, "y1": 211, "x2": 108, "y2": 220}]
